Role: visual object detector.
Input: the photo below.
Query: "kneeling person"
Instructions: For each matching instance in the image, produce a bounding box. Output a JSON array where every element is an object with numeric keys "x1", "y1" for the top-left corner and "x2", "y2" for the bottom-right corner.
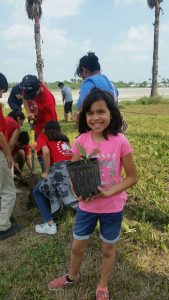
[{"x1": 33, "y1": 121, "x2": 78, "y2": 235}]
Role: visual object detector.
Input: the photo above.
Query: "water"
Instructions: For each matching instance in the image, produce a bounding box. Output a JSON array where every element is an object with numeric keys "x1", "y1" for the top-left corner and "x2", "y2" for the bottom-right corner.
[{"x1": 1, "y1": 87, "x2": 169, "y2": 106}]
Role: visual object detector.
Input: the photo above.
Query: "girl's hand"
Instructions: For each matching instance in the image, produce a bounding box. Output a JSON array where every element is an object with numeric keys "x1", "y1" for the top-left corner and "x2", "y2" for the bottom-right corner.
[
  {"x1": 28, "y1": 113, "x2": 35, "y2": 121},
  {"x1": 79, "y1": 196, "x2": 92, "y2": 202},
  {"x1": 97, "y1": 186, "x2": 112, "y2": 197},
  {"x1": 42, "y1": 172, "x2": 48, "y2": 178}
]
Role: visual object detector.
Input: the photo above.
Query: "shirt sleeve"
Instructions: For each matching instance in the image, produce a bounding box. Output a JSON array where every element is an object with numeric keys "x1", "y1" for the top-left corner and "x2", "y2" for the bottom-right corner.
[
  {"x1": 120, "y1": 134, "x2": 133, "y2": 157},
  {"x1": 0, "y1": 108, "x2": 6, "y2": 131},
  {"x1": 24, "y1": 145, "x2": 30, "y2": 156},
  {"x1": 71, "y1": 136, "x2": 82, "y2": 155},
  {"x1": 76, "y1": 80, "x2": 95, "y2": 111},
  {"x1": 36, "y1": 134, "x2": 48, "y2": 154}
]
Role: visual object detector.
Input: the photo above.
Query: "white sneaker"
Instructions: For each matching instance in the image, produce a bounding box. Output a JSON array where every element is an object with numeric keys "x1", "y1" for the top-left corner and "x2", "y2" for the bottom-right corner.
[{"x1": 35, "y1": 223, "x2": 57, "y2": 235}]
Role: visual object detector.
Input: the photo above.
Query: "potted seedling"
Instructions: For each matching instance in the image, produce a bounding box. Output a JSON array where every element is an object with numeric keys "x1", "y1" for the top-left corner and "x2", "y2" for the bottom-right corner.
[{"x1": 67, "y1": 143, "x2": 101, "y2": 198}]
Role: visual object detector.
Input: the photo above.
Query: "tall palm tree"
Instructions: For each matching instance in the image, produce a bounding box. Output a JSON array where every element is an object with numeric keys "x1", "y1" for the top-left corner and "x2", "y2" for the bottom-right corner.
[
  {"x1": 26, "y1": 0, "x2": 44, "y2": 81},
  {"x1": 147, "y1": 0, "x2": 163, "y2": 97}
]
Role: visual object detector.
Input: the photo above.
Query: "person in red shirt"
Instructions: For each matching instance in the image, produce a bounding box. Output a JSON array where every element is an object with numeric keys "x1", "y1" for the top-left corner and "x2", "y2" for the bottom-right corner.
[
  {"x1": 20, "y1": 75, "x2": 58, "y2": 136},
  {"x1": 33, "y1": 120, "x2": 78, "y2": 235},
  {"x1": 5, "y1": 110, "x2": 25, "y2": 154},
  {"x1": 0, "y1": 73, "x2": 18, "y2": 240}
]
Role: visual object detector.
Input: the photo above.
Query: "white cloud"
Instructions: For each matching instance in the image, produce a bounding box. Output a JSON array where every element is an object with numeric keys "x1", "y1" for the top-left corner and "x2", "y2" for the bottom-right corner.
[
  {"x1": 43, "y1": 0, "x2": 85, "y2": 17},
  {"x1": 42, "y1": 27, "x2": 77, "y2": 58},
  {"x1": 0, "y1": 24, "x2": 32, "y2": 41},
  {"x1": 106, "y1": 24, "x2": 153, "y2": 63}
]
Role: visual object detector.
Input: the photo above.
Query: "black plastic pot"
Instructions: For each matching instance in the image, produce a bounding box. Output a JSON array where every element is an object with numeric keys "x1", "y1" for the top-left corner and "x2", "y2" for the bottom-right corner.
[{"x1": 67, "y1": 158, "x2": 101, "y2": 198}]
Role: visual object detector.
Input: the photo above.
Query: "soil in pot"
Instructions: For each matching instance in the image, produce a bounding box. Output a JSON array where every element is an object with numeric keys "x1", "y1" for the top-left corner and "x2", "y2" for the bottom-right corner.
[{"x1": 67, "y1": 158, "x2": 101, "y2": 198}]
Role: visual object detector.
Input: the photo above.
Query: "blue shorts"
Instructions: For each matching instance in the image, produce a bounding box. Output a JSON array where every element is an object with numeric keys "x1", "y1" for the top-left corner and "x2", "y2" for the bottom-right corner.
[{"x1": 73, "y1": 208, "x2": 123, "y2": 244}]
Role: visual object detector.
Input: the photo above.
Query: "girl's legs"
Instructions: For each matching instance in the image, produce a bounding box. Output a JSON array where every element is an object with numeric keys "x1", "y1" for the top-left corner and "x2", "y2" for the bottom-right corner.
[
  {"x1": 33, "y1": 181, "x2": 53, "y2": 224},
  {"x1": 68, "y1": 239, "x2": 89, "y2": 280},
  {"x1": 99, "y1": 242, "x2": 116, "y2": 288},
  {"x1": 48, "y1": 239, "x2": 88, "y2": 290}
]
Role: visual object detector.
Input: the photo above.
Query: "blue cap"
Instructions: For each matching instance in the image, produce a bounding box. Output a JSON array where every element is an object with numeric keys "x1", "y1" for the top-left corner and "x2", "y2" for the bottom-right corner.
[{"x1": 20, "y1": 75, "x2": 40, "y2": 100}]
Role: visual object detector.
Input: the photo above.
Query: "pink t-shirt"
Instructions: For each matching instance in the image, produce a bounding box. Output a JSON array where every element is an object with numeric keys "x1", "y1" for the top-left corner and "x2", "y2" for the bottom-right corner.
[{"x1": 71, "y1": 131, "x2": 133, "y2": 213}]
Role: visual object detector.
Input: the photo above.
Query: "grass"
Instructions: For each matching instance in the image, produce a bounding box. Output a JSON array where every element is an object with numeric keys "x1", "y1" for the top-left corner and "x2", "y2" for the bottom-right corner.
[{"x1": 0, "y1": 100, "x2": 169, "y2": 300}]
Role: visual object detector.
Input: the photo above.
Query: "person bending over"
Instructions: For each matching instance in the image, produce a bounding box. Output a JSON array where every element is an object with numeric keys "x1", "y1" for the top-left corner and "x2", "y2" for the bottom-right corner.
[{"x1": 33, "y1": 121, "x2": 78, "y2": 235}]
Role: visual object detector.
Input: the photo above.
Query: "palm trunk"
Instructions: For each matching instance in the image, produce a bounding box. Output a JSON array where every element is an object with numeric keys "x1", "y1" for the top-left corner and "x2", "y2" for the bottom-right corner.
[
  {"x1": 150, "y1": 3, "x2": 160, "y2": 97},
  {"x1": 34, "y1": 18, "x2": 44, "y2": 82}
]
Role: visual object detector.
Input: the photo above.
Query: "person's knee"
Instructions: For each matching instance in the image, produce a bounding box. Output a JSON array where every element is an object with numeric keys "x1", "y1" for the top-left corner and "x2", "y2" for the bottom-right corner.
[
  {"x1": 33, "y1": 183, "x2": 40, "y2": 197},
  {"x1": 102, "y1": 244, "x2": 115, "y2": 258},
  {"x1": 71, "y1": 241, "x2": 87, "y2": 256}
]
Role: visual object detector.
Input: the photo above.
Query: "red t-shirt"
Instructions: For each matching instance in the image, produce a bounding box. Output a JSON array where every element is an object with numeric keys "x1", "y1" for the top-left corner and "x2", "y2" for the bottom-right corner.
[
  {"x1": 30, "y1": 84, "x2": 58, "y2": 136},
  {"x1": 37, "y1": 133, "x2": 72, "y2": 165},
  {"x1": 5, "y1": 116, "x2": 20, "y2": 139},
  {"x1": 0, "y1": 105, "x2": 8, "y2": 150},
  {"x1": 12, "y1": 144, "x2": 30, "y2": 156}
]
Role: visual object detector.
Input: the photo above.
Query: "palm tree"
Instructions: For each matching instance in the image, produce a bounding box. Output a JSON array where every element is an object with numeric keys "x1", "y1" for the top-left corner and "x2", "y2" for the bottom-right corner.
[
  {"x1": 147, "y1": 0, "x2": 163, "y2": 97},
  {"x1": 26, "y1": 0, "x2": 44, "y2": 81}
]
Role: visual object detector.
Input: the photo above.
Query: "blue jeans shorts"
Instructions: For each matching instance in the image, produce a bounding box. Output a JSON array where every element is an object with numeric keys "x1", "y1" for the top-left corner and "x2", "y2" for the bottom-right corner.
[{"x1": 73, "y1": 208, "x2": 123, "y2": 244}]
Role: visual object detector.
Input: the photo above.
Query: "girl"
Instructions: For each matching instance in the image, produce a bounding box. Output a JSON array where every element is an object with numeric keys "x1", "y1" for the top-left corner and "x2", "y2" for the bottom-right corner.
[
  {"x1": 48, "y1": 89, "x2": 138, "y2": 300},
  {"x1": 33, "y1": 121, "x2": 78, "y2": 235}
]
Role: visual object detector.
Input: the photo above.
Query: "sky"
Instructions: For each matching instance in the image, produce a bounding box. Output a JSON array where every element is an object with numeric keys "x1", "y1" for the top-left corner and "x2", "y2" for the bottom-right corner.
[{"x1": 0, "y1": 0, "x2": 169, "y2": 83}]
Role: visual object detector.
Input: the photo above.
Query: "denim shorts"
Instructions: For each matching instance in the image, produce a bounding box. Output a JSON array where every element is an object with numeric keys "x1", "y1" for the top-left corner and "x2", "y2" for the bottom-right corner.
[{"x1": 73, "y1": 208, "x2": 123, "y2": 244}]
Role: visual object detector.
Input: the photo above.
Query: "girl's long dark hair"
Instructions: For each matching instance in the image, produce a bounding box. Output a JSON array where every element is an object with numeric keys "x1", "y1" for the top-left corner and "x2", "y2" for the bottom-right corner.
[
  {"x1": 78, "y1": 88, "x2": 122, "y2": 139},
  {"x1": 44, "y1": 120, "x2": 69, "y2": 143},
  {"x1": 8, "y1": 109, "x2": 25, "y2": 122}
]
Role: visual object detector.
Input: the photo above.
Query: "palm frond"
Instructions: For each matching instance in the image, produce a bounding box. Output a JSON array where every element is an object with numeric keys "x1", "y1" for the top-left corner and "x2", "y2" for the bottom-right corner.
[
  {"x1": 147, "y1": 0, "x2": 163, "y2": 9},
  {"x1": 25, "y1": 0, "x2": 43, "y2": 20},
  {"x1": 75, "y1": 142, "x2": 100, "y2": 161}
]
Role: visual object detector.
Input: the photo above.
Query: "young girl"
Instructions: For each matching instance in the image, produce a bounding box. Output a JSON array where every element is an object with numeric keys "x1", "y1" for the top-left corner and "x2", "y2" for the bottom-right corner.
[
  {"x1": 48, "y1": 89, "x2": 138, "y2": 300},
  {"x1": 33, "y1": 121, "x2": 78, "y2": 235}
]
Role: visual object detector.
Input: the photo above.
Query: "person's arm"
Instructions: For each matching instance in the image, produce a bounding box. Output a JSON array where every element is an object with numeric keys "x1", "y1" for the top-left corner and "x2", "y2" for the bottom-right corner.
[
  {"x1": 61, "y1": 91, "x2": 65, "y2": 103},
  {"x1": 76, "y1": 80, "x2": 95, "y2": 111},
  {"x1": 0, "y1": 132, "x2": 13, "y2": 168},
  {"x1": 25, "y1": 154, "x2": 32, "y2": 171},
  {"x1": 16, "y1": 94, "x2": 23, "y2": 100},
  {"x1": 98, "y1": 153, "x2": 138, "y2": 197},
  {"x1": 8, "y1": 128, "x2": 20, "y2": 153},
  {"x1": 13, "y1": 160, "x2": 26, "y2": 179},
  {"x1": 23, "y1": 99, "x2": 35, "y2": 120},
  {"x1": 41, "y1": 145, "x2": 51, "y2": 177},
  {"x1": 71, "y1": 153, "x2": 81, "y2": 162}
]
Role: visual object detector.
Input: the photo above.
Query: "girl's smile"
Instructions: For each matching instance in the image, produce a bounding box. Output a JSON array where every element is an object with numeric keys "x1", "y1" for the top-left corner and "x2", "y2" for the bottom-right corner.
[{"x1": 86, "y1": 99, "x2": 111, "y2": 137}]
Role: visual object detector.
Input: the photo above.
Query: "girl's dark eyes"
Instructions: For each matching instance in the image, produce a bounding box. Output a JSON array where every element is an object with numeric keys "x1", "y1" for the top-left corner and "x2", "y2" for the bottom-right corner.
[{"x1": 86, "y1": 110, "x2": 105, "y2": 115}]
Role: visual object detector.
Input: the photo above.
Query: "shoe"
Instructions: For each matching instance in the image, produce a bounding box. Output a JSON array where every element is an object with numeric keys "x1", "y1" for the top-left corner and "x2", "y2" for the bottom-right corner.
[
  {"x1": 48, "y1": 274, "x2": 80, "y2": 291},
  {"x1": 35, "y1": 222, "x2": 57, "y2": 235},
  {"x1": 0, "y1": 225, "x2": 18, "y2": 240},
  {"x1": 96, "y1": 287, "x2": 109, "y2": 300}
]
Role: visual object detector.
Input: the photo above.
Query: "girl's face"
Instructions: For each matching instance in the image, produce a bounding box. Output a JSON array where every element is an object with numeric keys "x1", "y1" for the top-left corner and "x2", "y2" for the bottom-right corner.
[{"x1": 86, "y1": 99, "x2": 111, "y2": 137}]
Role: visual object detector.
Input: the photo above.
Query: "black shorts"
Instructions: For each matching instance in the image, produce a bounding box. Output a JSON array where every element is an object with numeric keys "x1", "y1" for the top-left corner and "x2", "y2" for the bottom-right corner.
[{"x1": 64, "y1": 101, "x2": 73, "y2": 113}]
